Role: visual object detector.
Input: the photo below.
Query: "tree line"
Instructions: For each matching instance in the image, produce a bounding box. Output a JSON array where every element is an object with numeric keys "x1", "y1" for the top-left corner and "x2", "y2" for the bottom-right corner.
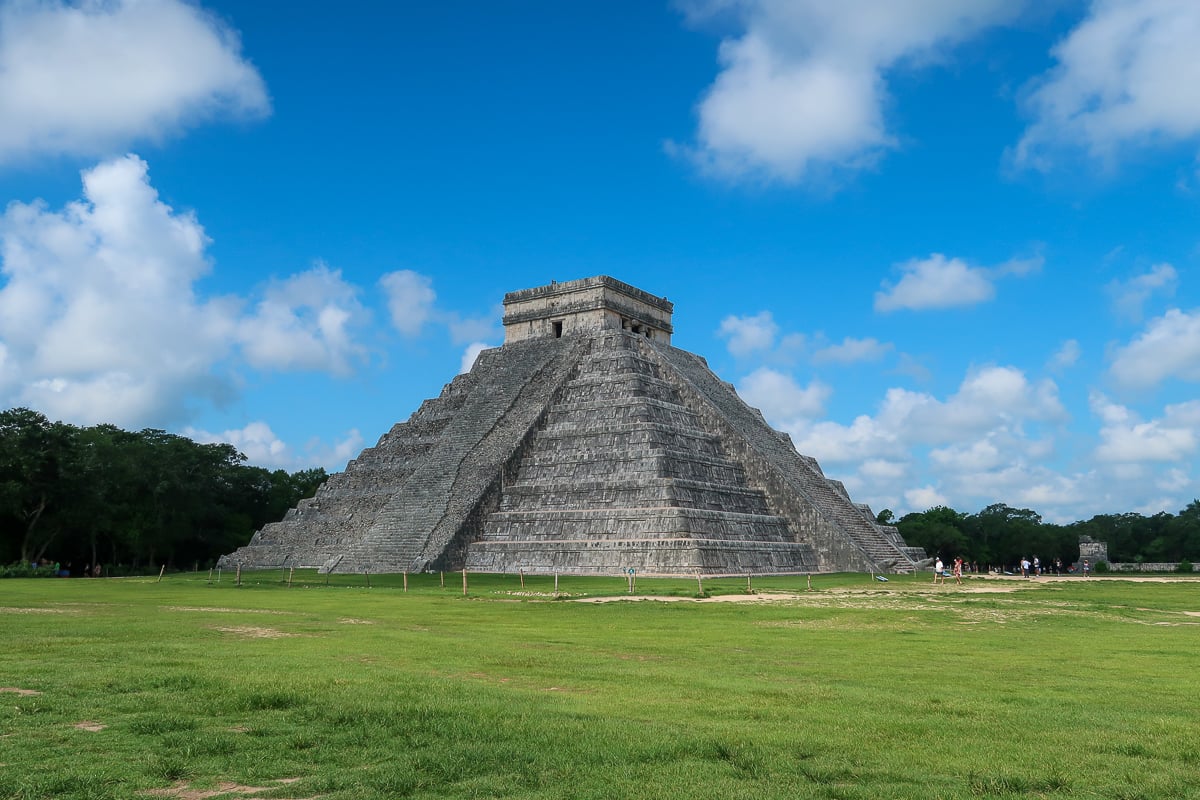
[
  {"x1": 1, "y1": 408, "x2": 326, "y2": 572},
  {"x1": 885, "y1": 501, "x2": 1200, "y2": 569},
  {"x1": 6, "y1": 405, "x2": 1200, "y2": 574}
]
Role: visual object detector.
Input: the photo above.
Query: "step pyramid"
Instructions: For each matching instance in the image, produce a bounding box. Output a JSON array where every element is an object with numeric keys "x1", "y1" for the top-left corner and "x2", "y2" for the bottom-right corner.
[{"x1": 219, "y1": 277, "x2": 923, "y2": 575}]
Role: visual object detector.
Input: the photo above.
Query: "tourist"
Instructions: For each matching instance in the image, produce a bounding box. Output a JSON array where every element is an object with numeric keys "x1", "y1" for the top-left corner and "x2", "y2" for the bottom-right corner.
[
  {"x1": 953, "y1": 557, "x2": 963, "y2": 585},
  {"x1": 933, "y1": 557, "x2": 944, "y2": 584},
  {"x1": 1083, "y1": 559, "x2": 1090, "y2": 578}
]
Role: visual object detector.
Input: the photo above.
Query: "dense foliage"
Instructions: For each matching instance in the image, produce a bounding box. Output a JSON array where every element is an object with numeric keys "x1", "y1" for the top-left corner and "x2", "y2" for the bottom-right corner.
[
  {"x1": 0, "y1": 408, "x2": 326, "y2": 571},
  {"x1": 887, "y1": 501, "x2": 1200, "y2": 568}
]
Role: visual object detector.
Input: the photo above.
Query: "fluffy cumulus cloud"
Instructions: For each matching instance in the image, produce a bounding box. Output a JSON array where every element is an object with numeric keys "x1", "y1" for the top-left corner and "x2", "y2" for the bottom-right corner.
[
  {"x1": 1109, "y1": 308, "x2": 1200, "y2": 388},
  {"x1": 380, "y1": 269, "x2": 437, "y2": 337},
  {"x1": 761, "y1": 365, "x2": 1067, "y2": 513},
  {"x1": 0, "y1": 0, "x2": 269, "y2": 163},
  {"x1": 1017, "y1": 0, "x2": 1200, "y2": 165},
  {"x1": 237, "y1": 263, "x2": 369, "y2": 376},
  {"x1": 185, "y1": 421, "x2": 364, "y2": 470},
  {"x1": 0, "y1": 154, "x2": 234, "y2": 425},
  {"x1": 874, "y1": 253, "x2": 997, "y2": 312},
  {"x1": 679, "y1": 0, "x2": 1023, "y2": 181},
  {"x1": 717, "y1": 310, "x2": 779, "y2": 356},
  {"x1": 736, "y1": 367, "x2": 830, "y2": 424},
  {"x1": 1092, "y1": 393, "x2": 1200, "y2": 463},
  {"x1": 0, "y1": 154, "x2": 387, "y2": 430}
]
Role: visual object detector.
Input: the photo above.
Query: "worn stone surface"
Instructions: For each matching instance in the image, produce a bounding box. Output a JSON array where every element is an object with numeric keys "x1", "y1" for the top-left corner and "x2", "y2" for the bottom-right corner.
[{"x1": 219, "y1": 277, "x2": 923, "y2": 575}]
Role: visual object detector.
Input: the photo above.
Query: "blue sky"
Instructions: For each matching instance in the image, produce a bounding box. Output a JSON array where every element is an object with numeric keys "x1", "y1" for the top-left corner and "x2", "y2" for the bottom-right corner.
[{"x1": 2, "y1": 0, "x2": 1200, "y2": 523}]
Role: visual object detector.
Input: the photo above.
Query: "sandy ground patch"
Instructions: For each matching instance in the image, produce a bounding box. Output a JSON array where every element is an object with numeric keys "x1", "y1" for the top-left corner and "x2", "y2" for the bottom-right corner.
[
  {"x1": 144, "y1": 778, "x2": 304, "y2": 799},
  {"x1": 0, "y1": 607, "x2": 74, "y2": 614},
  {"x1": 577, "y1": 591, "x2": 800, "y2": 603},
  {"x1": 210, "y1": 626, "x2": 297, "y2": 639},
  {"x1": 74, "y1": 721, "x2": 106, "y2": 732},
  {"x1": 337, "y1": 617, "x2": 374, "y2": 624},
  {"x1": 0, "y1": 687, "x2": 41, "y2": 696},
  {"x1": 165, "y1": 606, "x2": 292, "y2": 615}
]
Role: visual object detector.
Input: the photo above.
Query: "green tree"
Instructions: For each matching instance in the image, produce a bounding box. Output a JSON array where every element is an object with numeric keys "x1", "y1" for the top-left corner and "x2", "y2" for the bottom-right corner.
[{"x1": 896, "y1": 506, "x2": 969, "y2": 561}]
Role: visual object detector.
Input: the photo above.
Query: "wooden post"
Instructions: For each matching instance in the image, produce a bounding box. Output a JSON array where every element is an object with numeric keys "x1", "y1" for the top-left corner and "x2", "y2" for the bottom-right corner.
[
  {"x1": 807, "y1": 573, "x2": 812, "y2": 591},
  {"x1": 554, "y1": 572, "x2": 559, "y2": 594},
  {"x1": 157, "y1": 564, "x2": 165, "y2": 583},
  {"x1": 207, "y1": 568, "x2": 213, "y2": 585},
  {"x1": 365, "y1": 570, "x2": 371, "y2": 589},
  {"x1": 519, "y1": 569, "x2": 524, "y2": 589},
  {"x1": 287, "y1": 567, "x2": 294, "y2": 588},
  {"x1": 747, "y1": 572, "x2": 752, "y2": 593},
  {"x1": 462, "y1": 568, "x2": 468, "y2": 596},
  {"x1": 696, "y1": 571, "x2": 703, "y2": 595},
  {"x1": 217, "y1": 568, "x2": 221, "y2": 584},
  {"x1": 403, "y1": 572, "x2": 408, "y2": 592},
  {"x1": 440, "y1": 571, "x2": 445, "y2": 588},
  {"x1": 236, "y1": 564, "x2": 242, "y2": 587}
]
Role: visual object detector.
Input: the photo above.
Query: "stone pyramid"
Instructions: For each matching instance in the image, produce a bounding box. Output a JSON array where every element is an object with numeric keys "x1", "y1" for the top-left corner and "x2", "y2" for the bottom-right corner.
[{"x1": 219, "y1": 276, "x2": 924, "y2": 575}]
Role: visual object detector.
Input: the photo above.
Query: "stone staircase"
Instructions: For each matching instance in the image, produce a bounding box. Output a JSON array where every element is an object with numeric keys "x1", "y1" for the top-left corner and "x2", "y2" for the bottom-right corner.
[
  {"x1": 655, "y1": 344, "x2": 919, "y2": 573},
  {"x1": 466, "y1": 332, "x2": 819, "y2": 574}
]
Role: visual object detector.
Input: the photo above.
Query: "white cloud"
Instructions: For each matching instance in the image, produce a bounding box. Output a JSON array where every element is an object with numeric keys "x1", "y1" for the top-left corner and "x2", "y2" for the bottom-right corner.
[
  {"x1": 874, "y1": 253, "x2": 996, "y2": 312},
  {"x1": 237, "y1": 263, "x2": 368, "y2": 376},
  {"x1": 737, "y1": 367, "x2": 830, "y2": 423},
  {"x1": 1049, "y1": 339, "x2": 1081, "y2": 371},
  {"x1": 1017, "y1": 0, "x2": 1200, "y2": 166},
  {"x1": 1107, "y1": 263, "x2": 1178, "y2": 321},
  {"x1": 717, "y1": 310, "x2": 779, "y2": 356},
  {"x1": 680, "y1": 0, "x2": 1023, "y2": 181},
  {"x1": 0, "y1": 0, "x2": 269, "y2": 163},
  {"x1": 1109, "y1": 308, "x2": 1200, "y2": 388},
  {"x1": 380, "y1": 269, "x2": 437, "y2": 337},
  {"x1": 1092, "y1": 393, "x2": 1200, "y2": 463},
  {"x1": 459, "y1": 342, "x2": 491, "y2": 374},
  {"x1": 0, "y1": 154, "x2": 233, "y2": 425},
  {"x1": 905, "y1": 485, "x2": 949, "y2": 511},
  {"x1": 186, "y1": 421, "x2": 364, "y2": 471},
  {"x1": 812, "y1": 336, "x2": 892, "y2": 364},
  {"x1": 0, "y1": 154, "x2": 384, "y2": 428},
  {"x1": 785, "y1": 365, "x2": 1065, "y2": 465}
]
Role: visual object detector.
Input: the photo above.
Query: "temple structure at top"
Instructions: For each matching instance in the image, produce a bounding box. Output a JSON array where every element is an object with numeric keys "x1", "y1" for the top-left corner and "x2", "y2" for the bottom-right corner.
[
  {"x1": 219, "y1": 276, "x2": 924, "y2": 576},
  {"x1": 502, "y1": 276, "x2": 673, "y2": 344}
]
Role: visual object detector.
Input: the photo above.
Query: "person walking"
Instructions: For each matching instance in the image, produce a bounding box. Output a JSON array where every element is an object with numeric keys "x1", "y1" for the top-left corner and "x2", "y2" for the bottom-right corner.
[
  {"x1": 934, "y1": 557, "x2": 944, "y2": 585},
  {"x1": 953, "y1": 557, "x2": 963, "y2": 585}
]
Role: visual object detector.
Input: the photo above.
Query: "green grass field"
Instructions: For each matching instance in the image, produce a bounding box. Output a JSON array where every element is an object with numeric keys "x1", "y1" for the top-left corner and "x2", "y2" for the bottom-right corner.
[{"x1": 2, "y1": 571, "x2": 1198, "y2": 799}]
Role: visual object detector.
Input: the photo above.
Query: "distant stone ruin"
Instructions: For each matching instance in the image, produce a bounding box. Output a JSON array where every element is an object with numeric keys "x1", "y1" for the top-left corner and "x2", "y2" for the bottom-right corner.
[{"x1": 219, "y1": 276, "x2": 924, "y2": 575}]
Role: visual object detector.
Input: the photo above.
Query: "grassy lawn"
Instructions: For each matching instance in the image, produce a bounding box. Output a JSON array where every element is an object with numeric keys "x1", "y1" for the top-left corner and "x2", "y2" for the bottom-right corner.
[{"x1": 1, "y1": 571, "x2": 1198, "y2": 799}]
